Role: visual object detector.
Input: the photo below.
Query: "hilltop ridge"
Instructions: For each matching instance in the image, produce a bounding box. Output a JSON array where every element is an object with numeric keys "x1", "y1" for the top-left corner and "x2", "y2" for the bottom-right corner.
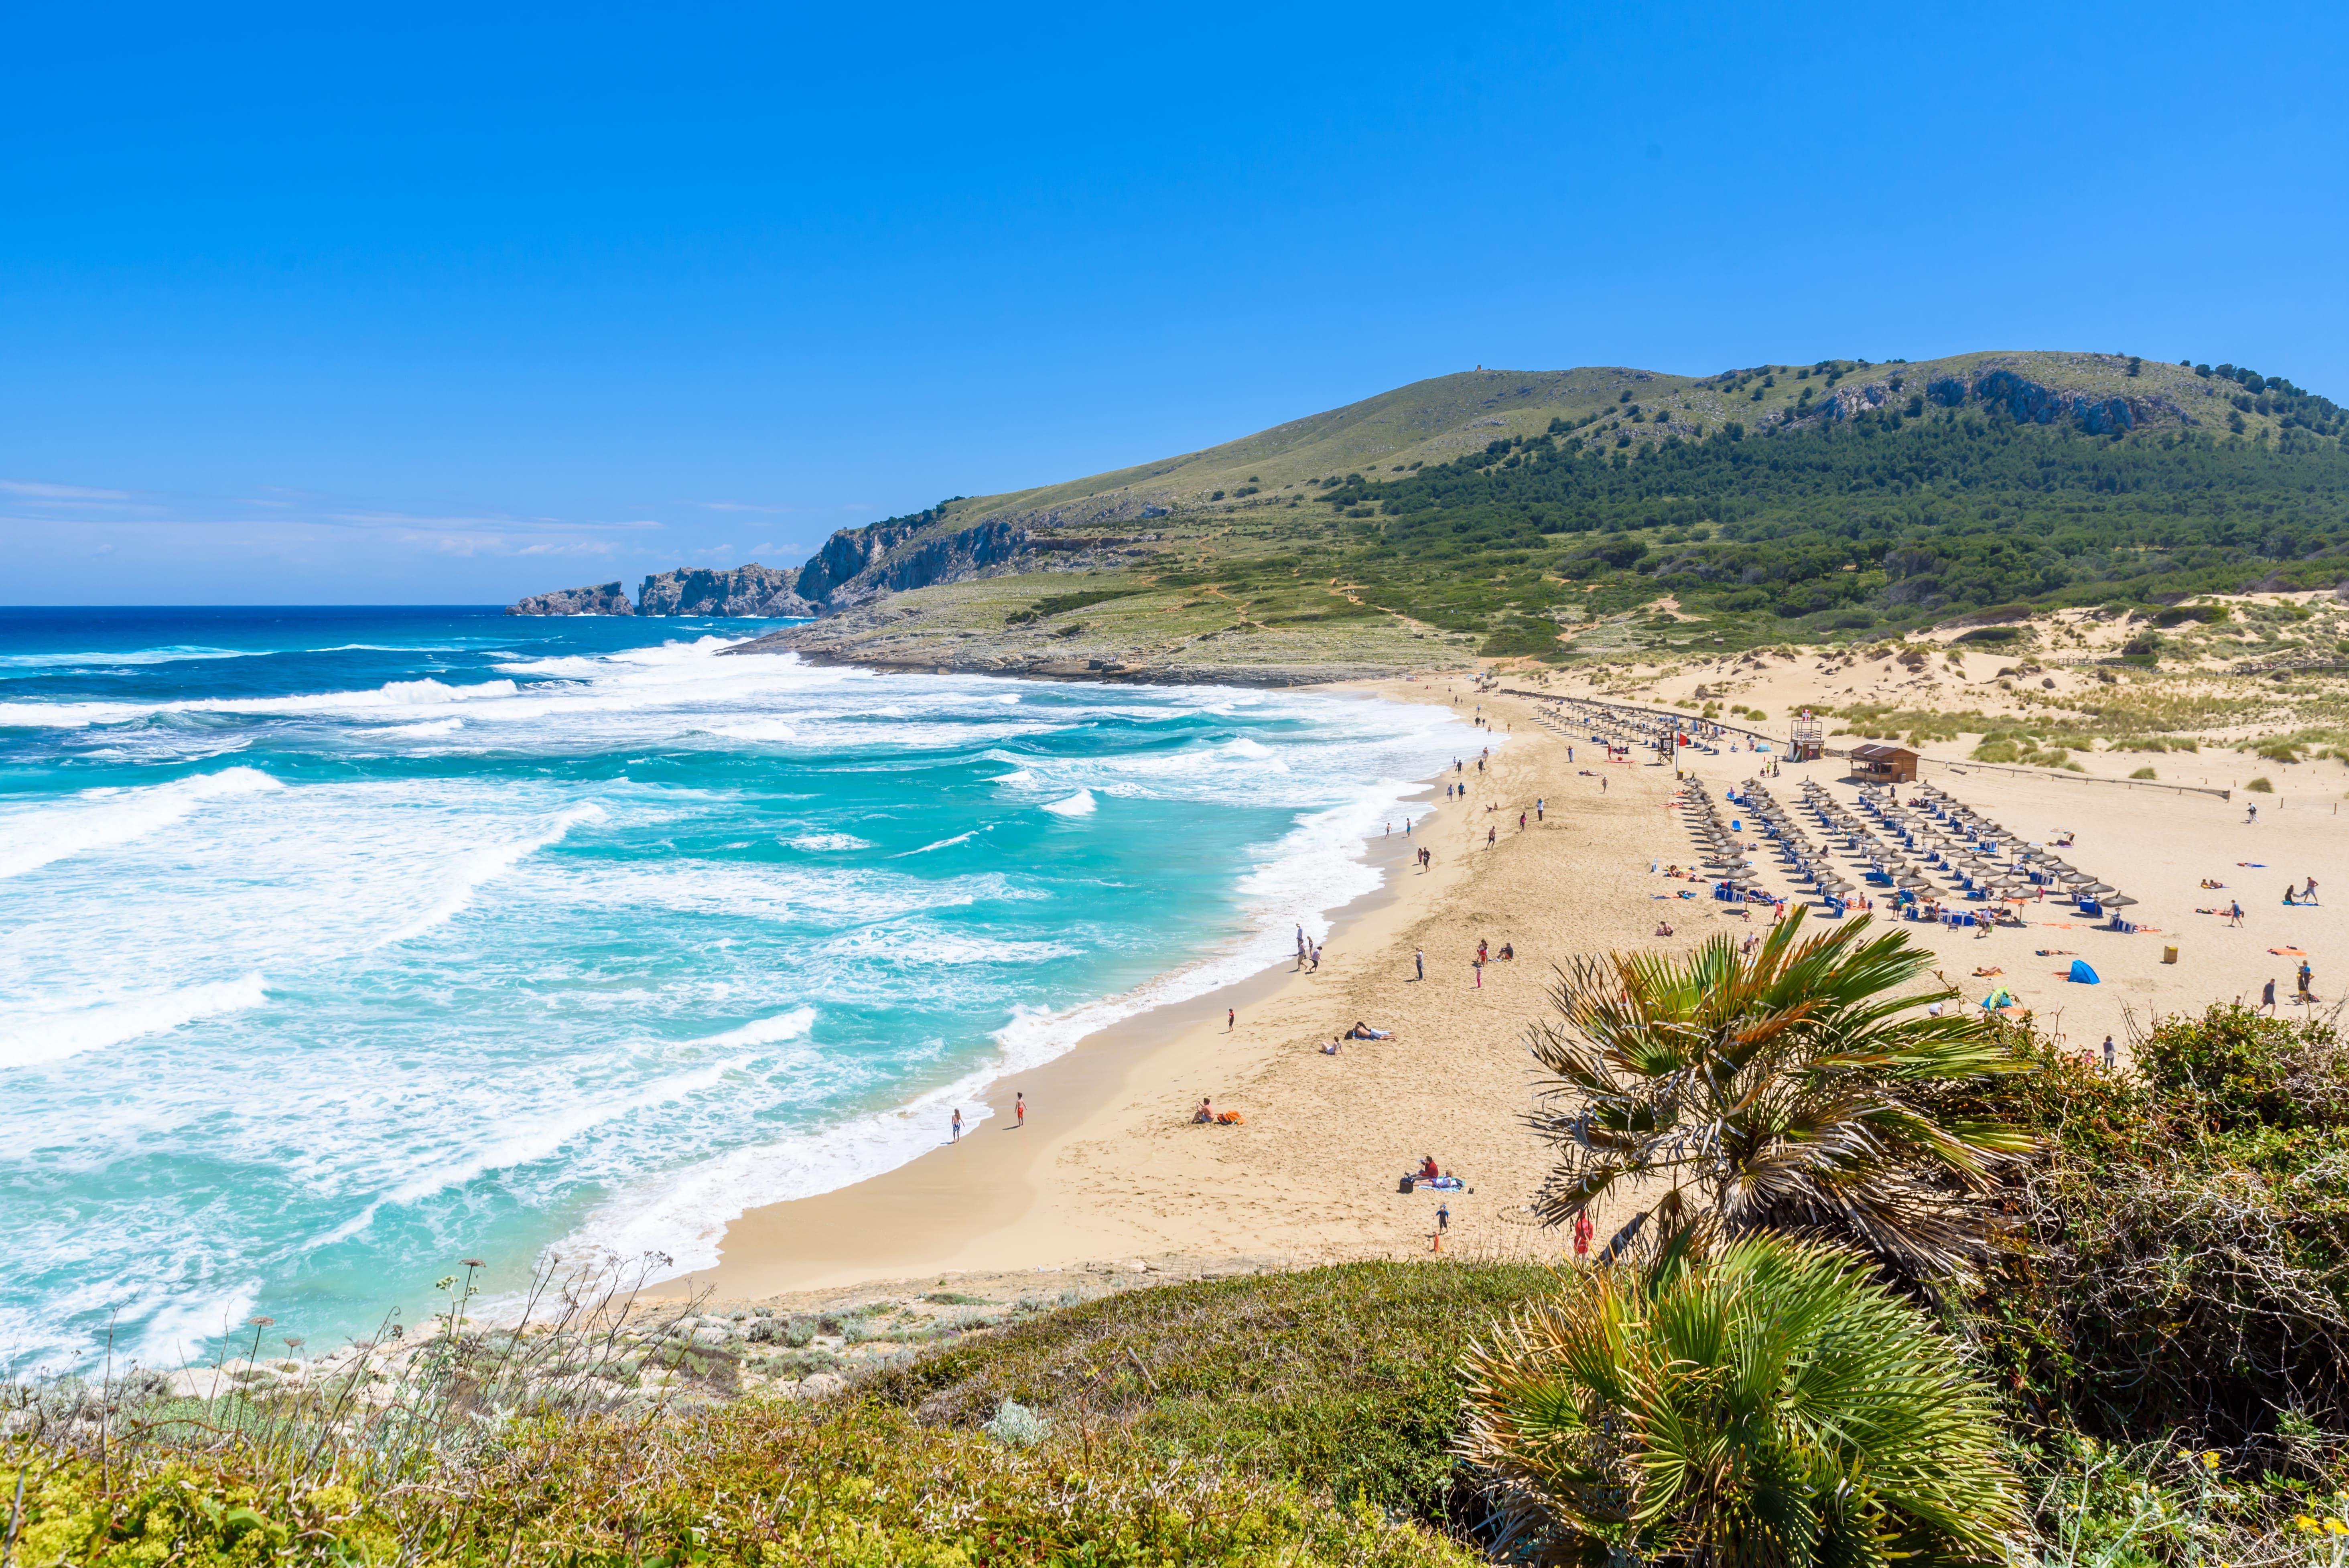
[{"x1": 510, "y1": 349, "x2": 2349, "y2": 682}]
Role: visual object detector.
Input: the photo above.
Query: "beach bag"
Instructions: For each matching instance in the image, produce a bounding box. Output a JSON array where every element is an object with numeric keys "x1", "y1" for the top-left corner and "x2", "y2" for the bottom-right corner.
[{"x1": 1398, "y1": 1175, "x2": 1417, "y2": 1194}]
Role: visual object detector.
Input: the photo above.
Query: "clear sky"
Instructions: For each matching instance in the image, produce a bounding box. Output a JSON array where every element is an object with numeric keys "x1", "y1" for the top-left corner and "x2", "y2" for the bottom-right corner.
[{"x1": 5, "y1": 2, "x2": 2341, "y2": 604}]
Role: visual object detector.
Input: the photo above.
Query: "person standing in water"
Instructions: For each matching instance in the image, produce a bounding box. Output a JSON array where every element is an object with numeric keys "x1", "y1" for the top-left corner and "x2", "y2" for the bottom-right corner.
[{"x1": 951, "y1": 1108, "x2": 963, "y2": 1142}]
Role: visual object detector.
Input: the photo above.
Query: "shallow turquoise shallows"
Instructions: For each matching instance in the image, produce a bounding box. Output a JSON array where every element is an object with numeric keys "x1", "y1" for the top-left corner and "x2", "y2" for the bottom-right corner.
[{"x1": 0, "y1": 607, "x2": 1462, "y2": 1371}]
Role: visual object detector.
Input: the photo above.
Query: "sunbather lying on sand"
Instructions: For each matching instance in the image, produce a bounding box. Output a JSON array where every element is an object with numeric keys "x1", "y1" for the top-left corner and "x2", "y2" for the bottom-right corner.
[
  {"x1": 1655, "y1": 921, "x2": 1676, "y2": 937},
  {"x1": 1320, "y1": 1037, "x2": 1342, "y2": 1055},
  {"x1": 1345, "y1": 1022, "x2": 1393, "y2": 1040}
]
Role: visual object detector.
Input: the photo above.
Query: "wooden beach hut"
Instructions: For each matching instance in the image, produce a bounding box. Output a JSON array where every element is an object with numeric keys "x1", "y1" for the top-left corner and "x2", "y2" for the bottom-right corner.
[{"x1": 1846, "y1": 742, "x2": 1919, "y2": 785}]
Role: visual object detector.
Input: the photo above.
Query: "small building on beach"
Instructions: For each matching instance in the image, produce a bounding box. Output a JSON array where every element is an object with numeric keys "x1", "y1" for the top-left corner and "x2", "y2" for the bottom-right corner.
[{"x1": 1846, "y1": 742, "x2": 1919, "y2": 785}]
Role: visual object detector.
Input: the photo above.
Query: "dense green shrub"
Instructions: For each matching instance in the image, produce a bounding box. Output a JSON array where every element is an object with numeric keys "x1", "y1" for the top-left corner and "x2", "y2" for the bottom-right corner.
[
  {"x1": 1951, "y1": 1011, "x2": 2349, "y2": 1451},
  {"x1": 4, "y1": 1400, "x2": 1477, "y2": 1567},
  {"x1": 1458, "y1": 1237, "x2": 2022, "y2": 1566}
]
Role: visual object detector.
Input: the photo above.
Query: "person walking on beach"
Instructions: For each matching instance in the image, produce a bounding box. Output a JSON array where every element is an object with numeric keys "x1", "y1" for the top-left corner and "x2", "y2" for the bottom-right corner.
[
  {"x1": 1414, "y1": 947, "x2": 1424, "y2": 981},
  {"x1": 1014, "y1": 1092, "x2": 1025, "y2": 1128},
  {"x1": 2300, "y1": 959, "x2": 2315, "y2": 1000},
  {"x1": 2228, "y1": 900, "x2": 2245, "y2": 927},
  {"x1": 2102, "y1": 1035, "x2": 2116, "y2": 1070},
  {"x1": 1600, "y1": 776, "x2": 1608, "y2": 795},
  {"x1": 2262, "y1": 978, "x2": 2277, "y2": 1014},
  {"x1": 951, "y1": 1108, "x2": 963, "y2": 1142},
  {"x1": 1227, "y1": 1008, "x2": 1234, "y2": 1031},
  {"x1": 1536, "y1": 797, "x2": 1544, "y2": 821},
  {"x1": 2247, "y1": 803, "x2": 2259, "y2": 824},
  {"x1": 2306, "y1": 876, "x2": 2321, "y2": 903},
  {"x1": 1436, "y1": 1201, "x2": 1450, "y2": 1234},
  {"x1": 1487, "y1": 826, "x2": 1497, "y2": 847}
]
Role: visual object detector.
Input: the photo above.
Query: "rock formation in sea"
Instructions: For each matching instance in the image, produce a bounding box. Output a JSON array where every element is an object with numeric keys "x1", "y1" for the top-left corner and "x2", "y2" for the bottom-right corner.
[
  {"x1": 506, "y1": 582, "x2": 636, "y2": 616},
  {"x1": 635, "y1": 564, "x2": 816, "y2": 617}
]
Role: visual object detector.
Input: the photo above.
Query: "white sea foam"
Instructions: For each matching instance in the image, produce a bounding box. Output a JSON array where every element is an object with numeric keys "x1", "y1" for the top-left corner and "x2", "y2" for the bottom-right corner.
[
  {"x1": 897, "y1": 829, "x2": 979, "y2": 856},
  {"x1": 550, "y1": 1067, "x2": 998, "y2": 1272},
  {"x1": 2, "y1": 631, "x2": 1474, "y2": 1370},
  {"x1": 698, "y1": 1006, "x2": 818, "y2": 1049},
  {"x1": 788, "y1": 832, "x2": 870, "y2": 852},
  {"x1": 711, "y1": 718, "x2": 800, "y2": 743},
  {"x1": 1041, "y1": 789, "x2": 1096, "y2": 816},
  {"x1": 384, "y1": 1055, "x2": 745, "y2": 1206},
  {"x1": 554, "y1": 695, "x2": 1464, "y2": 1282},
  {"x1": 0, "y1": 973, "x2": 269, "y2": 1071},
  {"x1": 0, "y1": 767, "x2": 282, "y2": 881},
  {"x1": 373, "y1": 802, "x2": 609, "y2": 948},
  {"x1": 0, "y1": 646, "x2": 259, "y2": 672}
]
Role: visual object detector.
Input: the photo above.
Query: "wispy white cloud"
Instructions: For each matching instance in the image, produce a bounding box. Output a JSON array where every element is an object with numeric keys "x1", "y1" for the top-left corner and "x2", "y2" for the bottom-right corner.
[
  {"x1": 0, "y1": 478, "x2": 132, "y2": 501},
  {"x1": 697, "y1": 500, "x2": 790, "y2": 514}
]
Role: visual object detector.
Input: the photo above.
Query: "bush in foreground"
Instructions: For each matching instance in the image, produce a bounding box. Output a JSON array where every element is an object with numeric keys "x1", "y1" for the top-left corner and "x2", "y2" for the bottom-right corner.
[{"x1": 1457, "y1": 1236, "x2": 2023, "y2": 1566}]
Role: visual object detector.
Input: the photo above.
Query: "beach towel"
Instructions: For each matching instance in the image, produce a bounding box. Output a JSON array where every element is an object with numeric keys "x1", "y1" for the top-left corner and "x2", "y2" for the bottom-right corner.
[
  {"x1": 1417, "y1": 1176, "x2": 1465, "y2": 1191},
  {"x1": 2272, "y1": 946, "x2": 2310, "y2": 957},
  {"x1": 1214, "y1": 1111, "x2": 1246, "y2": 1125},
  {"x1": 2068, "y1": 960, "x2": 2099, "y2": 984}
]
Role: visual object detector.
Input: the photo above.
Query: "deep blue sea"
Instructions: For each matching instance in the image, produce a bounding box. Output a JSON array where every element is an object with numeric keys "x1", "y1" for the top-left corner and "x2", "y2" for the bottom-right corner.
[{"x1": 0, "y1": 607, "x2": 1461, "y2": 1371}]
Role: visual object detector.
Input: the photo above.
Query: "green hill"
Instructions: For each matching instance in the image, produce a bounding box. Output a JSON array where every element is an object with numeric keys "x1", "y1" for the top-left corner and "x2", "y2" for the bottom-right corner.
[{"x1": 681, "y1": 351, "x2": 2349, "y2": 677}]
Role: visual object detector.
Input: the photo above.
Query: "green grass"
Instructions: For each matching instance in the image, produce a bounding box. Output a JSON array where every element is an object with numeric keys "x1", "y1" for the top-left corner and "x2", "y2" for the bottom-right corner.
[
  {"x1": 5, "y1": 1262, "x2": 1557, "y2": 1568},
  {"x1": 865, "y1": 1259, "x2": 1558, "y2": 1523}
]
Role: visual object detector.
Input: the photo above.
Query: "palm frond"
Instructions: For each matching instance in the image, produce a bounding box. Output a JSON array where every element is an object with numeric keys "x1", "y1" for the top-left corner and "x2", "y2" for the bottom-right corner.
[{"x1": 1525, "y1": 909, "x2": 2037, "y2": 1280}]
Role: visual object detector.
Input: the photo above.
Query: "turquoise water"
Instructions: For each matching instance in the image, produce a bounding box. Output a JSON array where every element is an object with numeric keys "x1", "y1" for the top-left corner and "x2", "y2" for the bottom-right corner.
[{"x1": 0, "y1": 608, "x2": 1461, "y2": 1371}]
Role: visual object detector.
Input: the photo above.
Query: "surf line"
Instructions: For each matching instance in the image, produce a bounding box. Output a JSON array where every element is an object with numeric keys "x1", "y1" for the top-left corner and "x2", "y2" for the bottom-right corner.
[{"x1": 894, "y1": 823, "x2": 993, "y2": 857}]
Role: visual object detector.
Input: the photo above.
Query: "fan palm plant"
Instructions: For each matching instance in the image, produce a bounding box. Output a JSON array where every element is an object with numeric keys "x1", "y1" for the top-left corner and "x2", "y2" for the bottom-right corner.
[
  {"x1": 1528, "y1": 910, "x2": 2032, "y2": 1279},
  {"x1": 1457, "y1": 1235, "x2": 2026, "y2": 1566}
]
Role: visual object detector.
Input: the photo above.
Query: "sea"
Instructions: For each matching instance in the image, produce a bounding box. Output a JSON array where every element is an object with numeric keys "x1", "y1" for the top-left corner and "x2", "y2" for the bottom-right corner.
[{"x1": 0, "y1": 607, "x2": 1465, "y2": 1372}]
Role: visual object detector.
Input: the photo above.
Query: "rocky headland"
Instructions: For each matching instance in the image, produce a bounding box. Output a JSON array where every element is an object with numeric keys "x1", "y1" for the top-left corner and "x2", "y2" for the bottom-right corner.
[{"x1": 507, "y1": 580, "x2": 635, "y2": 616}]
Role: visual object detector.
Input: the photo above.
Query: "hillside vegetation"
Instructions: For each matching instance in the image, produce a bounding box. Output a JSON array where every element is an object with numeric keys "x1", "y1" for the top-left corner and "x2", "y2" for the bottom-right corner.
[{"x1": 711, "y1": 351, "x2": 2349, "y2": 675}]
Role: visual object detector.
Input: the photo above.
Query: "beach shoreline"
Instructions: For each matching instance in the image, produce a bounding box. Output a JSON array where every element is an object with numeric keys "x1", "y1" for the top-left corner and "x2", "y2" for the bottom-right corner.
[{"x1": 644, "y1": 681, "x2": 1635, "y2": 1305}]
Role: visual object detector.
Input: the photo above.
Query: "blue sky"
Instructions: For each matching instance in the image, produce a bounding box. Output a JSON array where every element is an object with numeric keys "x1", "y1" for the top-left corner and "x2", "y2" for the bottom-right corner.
[{"x1": 4, "y1": 2, "x2": 2341, "y2": 604}]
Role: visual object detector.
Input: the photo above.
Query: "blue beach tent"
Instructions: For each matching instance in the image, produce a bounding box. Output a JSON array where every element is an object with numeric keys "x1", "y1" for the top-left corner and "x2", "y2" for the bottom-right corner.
[{"x1": 2068, "y1": 959, "x2": 2099, "y2": 984}]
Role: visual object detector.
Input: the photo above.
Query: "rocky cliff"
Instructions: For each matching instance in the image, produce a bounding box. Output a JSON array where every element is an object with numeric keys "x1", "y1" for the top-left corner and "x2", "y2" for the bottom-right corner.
[
  {"x1": 510, "y1": 512, "x2": 1163, "y2": 619},
  {"x1": 1799, "y1": 361, "x2": 2189, "y2": 434},
  {"x1": 635, "y1": 564, "x2": 815, "y2": 617},
  {"x1": 507, "y1": 582, "x2": 635, "y2": 617}
]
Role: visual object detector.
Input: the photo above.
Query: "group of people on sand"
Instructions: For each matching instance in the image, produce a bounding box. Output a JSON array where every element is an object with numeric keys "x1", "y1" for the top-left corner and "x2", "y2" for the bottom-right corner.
[{"x1": 1322, "y1": 1018, "x2": 1397, "y2": 1054}]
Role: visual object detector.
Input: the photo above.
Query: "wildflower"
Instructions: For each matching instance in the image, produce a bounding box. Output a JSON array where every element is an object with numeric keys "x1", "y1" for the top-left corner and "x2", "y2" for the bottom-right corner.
[
  {"x1": 2201, "y1": 1450, "x2": 2221, "y2": 1471},
  {"x1": 2296, "y1": 1515, "x2": 2320, "y2": 1532},
  {"x1": 2327, "y1": 1518, "x2": 2349, "y2": 1536}
]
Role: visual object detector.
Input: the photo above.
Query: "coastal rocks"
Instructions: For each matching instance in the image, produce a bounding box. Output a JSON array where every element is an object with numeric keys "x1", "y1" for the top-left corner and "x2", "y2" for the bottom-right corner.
[
  {"x1": 637, "y1": 564, "x2": 815, "y2": 617},
  {"x1": 507, "y1": 581, "x2": 636, "y2": 616}
]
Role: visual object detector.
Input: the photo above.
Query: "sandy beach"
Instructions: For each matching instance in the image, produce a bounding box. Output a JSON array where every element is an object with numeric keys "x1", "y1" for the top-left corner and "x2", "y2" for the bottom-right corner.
[{"x1": 660, "y1": 663, "x2": 2349, "y2": 1313}]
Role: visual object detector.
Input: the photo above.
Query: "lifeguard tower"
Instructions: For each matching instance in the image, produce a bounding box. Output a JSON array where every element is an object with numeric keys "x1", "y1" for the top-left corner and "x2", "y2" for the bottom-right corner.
[{"x1": 1789, "y1": 711, "x2": 1825, "y2": 762}]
